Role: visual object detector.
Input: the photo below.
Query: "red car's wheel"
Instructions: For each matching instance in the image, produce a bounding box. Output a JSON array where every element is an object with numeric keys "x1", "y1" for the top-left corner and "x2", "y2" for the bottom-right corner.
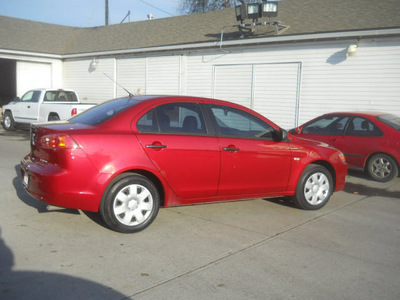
[
  {"x1": 294, "y1": 164, "x2": 333, "y2": 210},
  {"x1": 367, "y1": 153, "x2": 398, "y2": 182},
  {"x1": 100, "y1": 174, "x2": 160, "y2": 233}
]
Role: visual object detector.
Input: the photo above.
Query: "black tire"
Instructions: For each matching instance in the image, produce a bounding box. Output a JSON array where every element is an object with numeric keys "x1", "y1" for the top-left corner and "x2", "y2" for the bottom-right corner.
[
  {"x1": 99, "y1": 174, "x2": 160, "y2": 233},
  {"x1": 3, "y1": 112, "x2": 16, "y2": 131},
  {"x1": 366, "y1": 153, "x2": 398, "y2": 182},
  {"x1": 48, "y1": 114, "x2": 60, "y2": 121},
  {"x1": 293, "y1": 164, "x2": 333, "y2": 210}
]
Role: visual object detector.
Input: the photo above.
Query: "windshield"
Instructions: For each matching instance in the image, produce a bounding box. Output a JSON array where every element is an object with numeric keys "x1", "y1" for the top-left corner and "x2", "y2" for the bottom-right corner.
[
  {"x1": 70, "y1": 98, "x2": 139, "y2": 125},
  {"x1": 376, "y1": 114, "x2": 400, "y2": 132}
]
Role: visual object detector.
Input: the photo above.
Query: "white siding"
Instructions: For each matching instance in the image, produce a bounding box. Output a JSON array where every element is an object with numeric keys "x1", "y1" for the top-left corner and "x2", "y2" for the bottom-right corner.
[
  {"x1": 62, "y1": 36, "x2": 400, "y2": 125},
  {"x1": 146, "y1": 56, "x2": 181, "y2": 95},
  {"x1": 116, "y1": 57, "x2": 146, "y2": 97},
  {"x1": 63, "y1": 58, "x2": 115, "y2": 103}
]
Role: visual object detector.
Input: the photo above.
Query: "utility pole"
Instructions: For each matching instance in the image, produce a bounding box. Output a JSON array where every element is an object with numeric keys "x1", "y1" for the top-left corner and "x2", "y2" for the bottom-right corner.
[{"x1": 105, "y1": 0, "x2": 109, "y2": 26}]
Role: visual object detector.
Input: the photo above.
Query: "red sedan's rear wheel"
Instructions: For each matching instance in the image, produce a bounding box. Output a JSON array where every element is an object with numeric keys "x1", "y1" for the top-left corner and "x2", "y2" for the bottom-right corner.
[
  {"x1": 367, "y1": 153, "x2": 398, "y2": 182},
  {"x1": 294, "y1": 164, "x2": 333, "y2": 210},
  {"x1": 100, "y1": 174, "x2": 160, "y2": 233}
]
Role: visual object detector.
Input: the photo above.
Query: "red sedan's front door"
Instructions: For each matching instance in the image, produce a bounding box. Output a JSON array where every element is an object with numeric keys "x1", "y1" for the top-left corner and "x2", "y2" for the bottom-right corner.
[
  {"x1": 208, "y1": 104, "x2": 292, "y2": 197},
  {"x1": 217, "y1": 137, "x2": 292, "y2": 196}
]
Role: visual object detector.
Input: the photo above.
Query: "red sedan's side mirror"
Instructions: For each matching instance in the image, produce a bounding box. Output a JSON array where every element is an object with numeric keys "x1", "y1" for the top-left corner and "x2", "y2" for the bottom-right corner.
[{"x1": 273, "y1": 128, "x2": 288, "y2": 142}]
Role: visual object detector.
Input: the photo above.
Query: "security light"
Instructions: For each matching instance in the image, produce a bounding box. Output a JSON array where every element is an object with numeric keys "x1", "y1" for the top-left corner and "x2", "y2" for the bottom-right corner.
[
  {"x1": 262, "y1": 2, "x2": 278, "y2": 18},
  {"x1": 235, "y1": 4, "x2": 247, "y2": 21},
  {"x1": 247, "y1": 3, "x2": 260, "y2": 20}
]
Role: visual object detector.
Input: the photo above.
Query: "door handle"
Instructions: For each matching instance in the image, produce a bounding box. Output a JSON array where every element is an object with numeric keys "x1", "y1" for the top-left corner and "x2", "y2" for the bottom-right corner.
[
  {"x1": 222, "y1": 147, "x2": 240, "y2": 151},
  {"x1": 146, "y1": 144, "x2": 167, "y2": 149}
]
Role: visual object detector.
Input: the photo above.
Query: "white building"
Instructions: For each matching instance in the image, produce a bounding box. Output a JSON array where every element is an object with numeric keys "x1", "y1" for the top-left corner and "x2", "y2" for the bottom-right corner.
[{"x1": 1, "y1": 0, "x2": 400, "y2": 128}]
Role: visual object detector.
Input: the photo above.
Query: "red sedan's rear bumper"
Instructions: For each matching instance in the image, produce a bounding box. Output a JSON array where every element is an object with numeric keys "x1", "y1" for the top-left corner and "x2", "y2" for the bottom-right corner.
[{"x1": 21, "y1": 155, "x2": 104, "y2": 212}]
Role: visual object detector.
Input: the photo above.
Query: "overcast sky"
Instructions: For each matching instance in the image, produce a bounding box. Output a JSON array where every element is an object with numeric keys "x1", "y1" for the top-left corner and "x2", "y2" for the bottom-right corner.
[{"x1": 0, "y1": 0, "x2": 182, "y2": 27}]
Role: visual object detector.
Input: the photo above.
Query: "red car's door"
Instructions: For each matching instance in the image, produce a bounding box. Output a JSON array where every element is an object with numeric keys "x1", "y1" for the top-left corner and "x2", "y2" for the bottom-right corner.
[
  {"x1": 299, "y1": 114, "x2": 350, "y2": 151},
  {"x1": 217, "y1": 137, "x2": 292, "y2": 196},
  {"x1": 340, "y1": 116, "x2": 384, "y2": 168},
  {"x1": 209, "y1": 105, "x2": 292, "y2": 196},
  {"x1": 135, "y1": 102, "x2": 220, "y2": 200}
]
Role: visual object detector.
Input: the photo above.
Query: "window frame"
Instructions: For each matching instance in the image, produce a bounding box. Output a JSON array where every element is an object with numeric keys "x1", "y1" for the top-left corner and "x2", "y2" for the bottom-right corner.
[
  {"x1": 136, "y1": 102, "x2": 211, "y2": 136},
  {"x1": 205, "y1": 104, "x2": 276, "y2": 140}
]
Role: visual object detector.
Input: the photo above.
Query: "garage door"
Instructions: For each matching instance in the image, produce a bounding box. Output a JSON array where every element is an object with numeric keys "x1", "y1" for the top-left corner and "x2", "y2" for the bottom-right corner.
[
  {"x1": 16, "y1": 61, "x2": 52, "y2": 96},
  {"x1": 213, "y1": 63, "x2": 301, "y2": 129}
]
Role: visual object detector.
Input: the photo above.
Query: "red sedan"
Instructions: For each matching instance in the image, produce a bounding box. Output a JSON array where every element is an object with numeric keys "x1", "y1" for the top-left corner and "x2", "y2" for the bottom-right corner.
[
  {"x1": 21, "y1": 96, "x2": 347, "y2": 233},
  {"x1": 290, "y1": 112, "x2": 400, "y2": 182}
]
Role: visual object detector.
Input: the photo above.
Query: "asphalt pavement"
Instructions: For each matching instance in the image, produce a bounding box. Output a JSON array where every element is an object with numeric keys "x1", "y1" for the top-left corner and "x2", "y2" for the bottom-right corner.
[{"x1": 1, "y1": 127, "x2": 399, "y2": 300}]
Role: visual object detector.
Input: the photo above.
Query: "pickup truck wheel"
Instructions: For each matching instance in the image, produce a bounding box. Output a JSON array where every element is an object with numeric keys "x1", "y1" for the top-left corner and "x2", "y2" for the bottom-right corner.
[
  {"x1": 48, "y1": 114, "x2": 60, "y2": 121},
  {"x1": 3, "y1": 112, "x2": 16, "y2": 131}
]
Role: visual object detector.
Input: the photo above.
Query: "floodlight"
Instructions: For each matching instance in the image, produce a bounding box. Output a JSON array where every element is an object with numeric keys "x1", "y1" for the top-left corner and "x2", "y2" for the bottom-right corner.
[
  {"x1": 247, "y1": 3, "x2": 260, "y2": 20},
  {"x1": 262, "y1": 2, "x2": 278, "y2": 18}
]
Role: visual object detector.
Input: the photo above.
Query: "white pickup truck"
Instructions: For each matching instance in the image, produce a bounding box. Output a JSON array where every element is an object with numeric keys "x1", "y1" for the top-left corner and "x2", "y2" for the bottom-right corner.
[{"x1": 2, "y1": 89, "x2": 95, "y2": 131}]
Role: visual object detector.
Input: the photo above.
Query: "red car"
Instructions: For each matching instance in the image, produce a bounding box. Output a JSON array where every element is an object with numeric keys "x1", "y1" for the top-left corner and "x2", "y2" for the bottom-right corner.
[
  {"x1": 21, "y1": 96, "x2": 347, "y2": 233},
  {"x1": 290, "y1": 112, "x2": 400, "y2": 182}
]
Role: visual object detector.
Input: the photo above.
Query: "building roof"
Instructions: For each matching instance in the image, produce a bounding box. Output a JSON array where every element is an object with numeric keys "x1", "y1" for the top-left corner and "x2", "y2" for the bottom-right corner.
[{"x1": 1, "y1": 0, "x2": 400, "y2": 56}]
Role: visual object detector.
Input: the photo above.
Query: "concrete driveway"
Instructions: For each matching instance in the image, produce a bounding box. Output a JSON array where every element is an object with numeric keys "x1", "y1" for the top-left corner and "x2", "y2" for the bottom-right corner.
[{"x1": 1, "y1": 128, "x2": 399, "y2": 300}]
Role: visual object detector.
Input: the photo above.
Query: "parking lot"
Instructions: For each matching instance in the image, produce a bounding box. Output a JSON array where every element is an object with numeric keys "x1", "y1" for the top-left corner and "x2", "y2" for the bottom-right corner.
[{"x1": 1, "y1": 127, "x2": 399, "y2": 300}]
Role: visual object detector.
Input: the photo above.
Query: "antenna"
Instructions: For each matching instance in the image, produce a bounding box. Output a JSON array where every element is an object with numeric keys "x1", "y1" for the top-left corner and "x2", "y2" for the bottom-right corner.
[
  {"x1": 120, "y1": 10, "x2": 131, "y2": 23},
  {"x1": 103, "y1": 73, "x2": 134, "y2": 98}
]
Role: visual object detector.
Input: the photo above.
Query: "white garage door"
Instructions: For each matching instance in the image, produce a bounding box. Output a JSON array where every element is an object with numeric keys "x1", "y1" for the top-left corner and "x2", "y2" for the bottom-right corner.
[
  {"x1": 17, "y1": 61, "x2": 52, "y2": 96},
  {"x1": 213, "y1": 63, "x2": 301, "y2": 129}
]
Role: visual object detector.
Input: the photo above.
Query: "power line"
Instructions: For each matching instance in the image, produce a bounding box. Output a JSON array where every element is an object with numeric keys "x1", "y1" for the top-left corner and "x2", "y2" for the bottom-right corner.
[{"x1": 140, "y1": 0, "x2": 175, "y2": 17}]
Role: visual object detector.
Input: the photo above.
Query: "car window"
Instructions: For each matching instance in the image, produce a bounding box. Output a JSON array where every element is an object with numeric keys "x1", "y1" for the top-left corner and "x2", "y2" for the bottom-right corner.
[
  {"x1": 44, "y1": 91, "x2": 78, "y2": 102},
  {"x1": 70, "y1": 98, "x2": 139, "y2": 125},
  {"x1": 302, "y1": 116, "x2": 349, "y2": 135},
  {"x1": 376, "y1": 114, "x2": 400, "y2": 132},
  {"x1": 21, "y1": 91, "x2": 41, "y2": 102},
  {"x1": 345, "y1": 117, "x2": 383, "y2": 137},
  {"x1": 137, "y1": 103, "x2": 207, "y2": 135},
  {"x1": 210, "y1": 105, "x2": 274, "y2": 139}
]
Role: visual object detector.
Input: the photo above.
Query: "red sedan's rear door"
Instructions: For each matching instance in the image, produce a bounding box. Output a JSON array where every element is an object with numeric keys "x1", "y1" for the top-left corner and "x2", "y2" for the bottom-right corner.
[
  {"x1": 138, "y1": 134, "x2": 220, "y2": 199},
  {"x1": 135, "y1": 102, "x2": 220, "y2": 200}
]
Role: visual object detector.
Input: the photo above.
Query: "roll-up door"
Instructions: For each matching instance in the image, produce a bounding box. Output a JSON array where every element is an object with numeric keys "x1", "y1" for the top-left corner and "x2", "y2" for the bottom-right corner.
[
  {"x1": 253, "y1": 63, "x2": 301, "y2": 129},
  {"x1": 17, "y1": 61, "x2": 51, "y2": 96},
  {"x1": 213, "y1": 63, "x2": 301, "y2": 129},
  {"x1": 213, "y1": 64, "x2": 253, "y2": 108}
]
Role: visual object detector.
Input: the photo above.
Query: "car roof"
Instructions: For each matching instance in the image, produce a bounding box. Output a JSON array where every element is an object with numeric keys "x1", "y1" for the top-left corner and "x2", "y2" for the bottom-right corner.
[{"x1": 324, "y1": 111, "x2": 389, "y2": 117}]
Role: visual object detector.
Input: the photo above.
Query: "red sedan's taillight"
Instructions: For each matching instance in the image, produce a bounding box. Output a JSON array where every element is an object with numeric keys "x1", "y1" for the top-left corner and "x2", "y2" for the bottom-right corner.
[
  {"x1": 71, "y1": 108, "x2": 78, "y2": 116},
  {"x1": 40, "y1": 134, "x2": 79, "y2": 149}
]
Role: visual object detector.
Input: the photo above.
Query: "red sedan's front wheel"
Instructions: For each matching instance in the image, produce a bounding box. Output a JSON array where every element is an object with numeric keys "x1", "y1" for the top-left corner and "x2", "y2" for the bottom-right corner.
[{"x1": 294, "y1": 164, "x2": 333, "y2": 210}]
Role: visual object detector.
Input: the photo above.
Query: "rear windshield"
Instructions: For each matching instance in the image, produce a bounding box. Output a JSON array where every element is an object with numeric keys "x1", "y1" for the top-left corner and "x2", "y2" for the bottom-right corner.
[
  {"x1": 44, "y1": 91, "x2": 78, "y2": 102},
  {"x1": 70, "y1": 98, "x2": 139, "y2": 125},
  {"x1": 376, "y1": 114, "x2": 400, "y2": 132}
]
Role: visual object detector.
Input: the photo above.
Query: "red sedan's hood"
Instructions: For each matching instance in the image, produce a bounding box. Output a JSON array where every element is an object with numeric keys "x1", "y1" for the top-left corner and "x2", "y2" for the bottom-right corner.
[{"x1": 288, "y1": 133, "x2": 331, "y2": 148}]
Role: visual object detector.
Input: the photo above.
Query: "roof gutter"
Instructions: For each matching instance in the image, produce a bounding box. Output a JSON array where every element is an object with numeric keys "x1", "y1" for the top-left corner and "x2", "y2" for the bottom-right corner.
[
  {"x1": 62, "y1": 28, "x2": 400, "y2": 59},
  {"x1": 0, "y1": 49, "x2": 62, "y2": 60}
]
